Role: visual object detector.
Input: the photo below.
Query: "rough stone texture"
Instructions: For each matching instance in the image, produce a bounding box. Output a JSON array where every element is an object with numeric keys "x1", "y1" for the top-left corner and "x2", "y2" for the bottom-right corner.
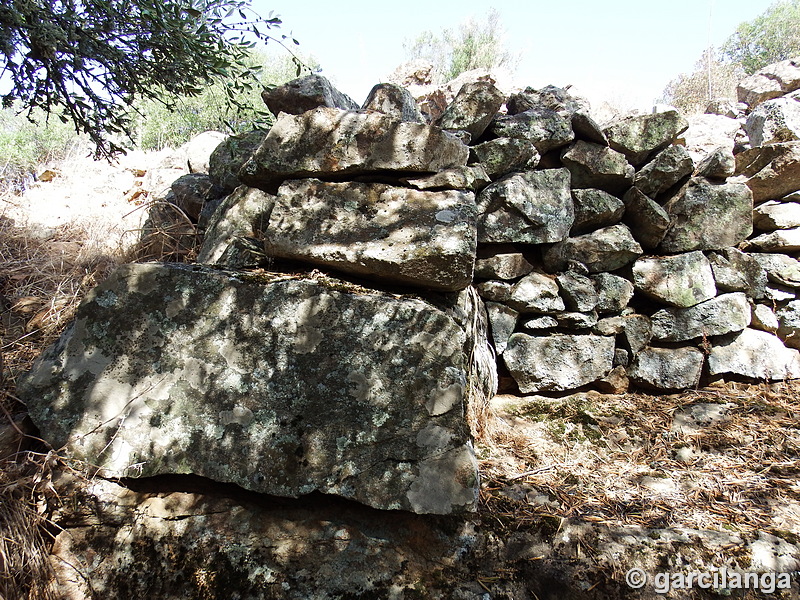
[
  {"x1": 521, "y1": 315, "x2": 559, "y2": 330},
  {"x1": 709, "y1": 328, "x2": 800, "y2": 380},
  {"x1": 17, "y1": 263, "x2": 484, "y2": 515},
  {"x1": 746, "y1": 228, "x2": 800, "y2": 252},
  {"x1": 736, "y1": 142, "x2": 800, "y2": 203},
  {"x1": 572, "y1": 111, "x2": 609, "y2": 145},
  {"x1": 476, "y1": 280, "x2": 512, "y2": 302},
  {"x1": 619, "y1": 314, "x2": 653, "y2": 355},
  {"x1": 633, "y1": 144, "x2": 693, "y2": 198},
  {"x1": 628, "y1": 347, "x2": 704, "y2": 391},
  {"x1": 554, "y1": 310, "x2": 598, "y2": 329},
  {"x1": 476, "y1": 169, "x2": 574, "y2": 244},
  {"x1": 435, "y1": 81, "x2": 506, "y2": 139},
  {"x1": 505, "y1": 85, "x2": 590, "y2": 115},
  {"x1": 543, "y1": 224, "x2": 643, "y2": 273},
  {"x1": 708, "y1": 248, "x2": 768, "y2": 298},
  {"x1": 469, "y1": 138, "x2": 540, "y2": 178},
  {"x1": 777, "y1": 300, "x2": 800, "y2": 349},
  {"x1": 570, "y1": 188, "x2": 625, "y2": 235},
  {"x1": 766, "y1": 283, "x2": 797, "y2": 303},
  {"x1": 592, "y1": 273, "x2": 635, "y2": 314},
  {"x1": 621, "y1": 187, "x2": 671, "y2": 250},
  {"x1": 754, "y1": 200, "x2": 800, "y2": 230},
  {"x1": 361, "y1": 83, "x2": 424, "y2": 123},
  {"x1": 602, "y1": 110, "x2": 689, "y2": 166},
  {"x1": 402, "y1": 165, "x2": 490, "y2": 192},
  {"x1": 556, "y1": 271, "x2": 598, "y2": 312},
  {"x1": 751, "y1": 253, "x2": 800, "y2": 289},
  {"x1": 650, "y1": 292, "x2": 752, "y2": 342},
  {"x1": 507, "y1": 272, "x2": 565, "y2": 314},
  {"x1": 265, "y1": 179, "x2": 476, "y2": 292},
  {"x1": 745, "y1": 97, "x2": 800, "y2": 147},
  {"x1": 488, "y1": 108, "x2": 574, "y2": 153},
  {"x1": 239, "y1": 108, "x2": 469, "y2": 191},
  {"x1": 178, "y1": 131, "x2": 228, "y2": 175},
  {"x1": 658, "y1": 177, "x2": 754, "y2": 253},
  {"x1": 208, "y1": 130, "x2": 266, "y2": 194},
  {"x1": 503, "y1": 333, "x2": 614, "y2": 393},
  {"x1": 595, "y1": 365, "x2": 629, "y2": 394},
  {"x1": 560, "y1": 141, "x2": 634, "y2": 194},
  {"x1": 631, "y1": 252, "x2": 717, "y2": 308},
  {"x1": 169, "y1": 173, "x2": 223, "y2": 224},
  {"x1": 752, "y1": 303, "x2": 780, "y2": 333},
  {"x1": 196, "y1": 186, "x2": 275, "y2": 266},
  {"x1": 261, "y1": 74, "x2": 358, "y2": 116},
  {"x1": 705, "y1": 98, "x2": 745, "y2": 119},
  {"x1": 694, "y1": 147, "x2": 736, "y2": 180},
  {"x1": 485, "y1": 302, "x2": 518, "y2": 354},
  {"x1": 475, "y1": 247, "x2": 534, "y2": 280},
  {"x1": 737, "y1": 57, "x2": 800, "y2": 108},
  {"x1": 678, "y1": 114, "x2": 741, "y2": 163}
]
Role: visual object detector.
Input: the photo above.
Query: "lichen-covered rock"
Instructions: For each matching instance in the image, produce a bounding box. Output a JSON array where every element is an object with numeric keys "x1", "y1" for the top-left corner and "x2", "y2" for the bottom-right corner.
[
  {"x1": 603, "y1": 110, "x2": 689, "y2": 166},
  {"x1": 628, "y1": 347, "x2": 704, "y2": 390},
  {"x1": 659, "y1": 177, "x2": 753, "y2": 253},
  {"x1": 592, "y1": 272, "x2": 635, "y2": 314},
  {"x1": 651, "y1": 292, "x2": 751, "y2": 342},
  {"x1": 752, "y1": 303, "x2": 780, "y2": 332},
  {"x1": 265, "y1": 179, "x2": 476, "y2": 292},
  {"x1": 476, "y1": 280, "x2": 513, "y2": 302},
  {"x1": 208, "y1": 129, "x2": 266, "y2": 193},
  {"x1": 543, "y1": 224, "x2": 643, "y2": 273},
  {"x1": 402, "y1": 165, "x2": 490, "y2": 192},
  {"x1": 239, "y1": 108, "x2": 469, "y2": 191},
  {"x1": 633, "y1": 144, "x2": 693, "y2": 198},
  {"x1": 507, "y1": 272, "x2": 565, "y2": 313},
  {"x1": 751, "y1": 253, "x2": 800, "y2": 289},
  {"x1": 736, "y1": 142, "x2": 800, "y2": 203},
  {"x1": 521, "y1": 315, "x2": 559, "y2": 330},
  {"x1": 746, "y1": 228, "x2": 800, "y2": 252},
  {"x1": 503, "y1": 333, "x2": 614, "y2": 392},
  {"x1": 488, "y1": 108, "x2": 574, "y2": 153},
  {"x1": 505, "y1": 84, "x2": 590, "y2": 115},
  {"x1": 261, "y1": 74, "x2": 358, "y2": 116},
  {"x1": 737, "y1": 57, "x2": 800, "y2": 108},
  {"x1": 708, "y1": 248, "x2": 767, "y2": 298},
  {"x1": 469, "y1": 138, "x2": 540, "y2": 178},
  {"x1": 475, "y1": 247, "x2": 534, "y2": 280},
  {"x1": 709, "y1": 328, "x2": 800, "y2": 380},
  {"x1": 554, "y1": 310, "x2": 598, "y2": 330},
  {"x1": 631, "y1": 252, "x2": 717, "y2": 308},
  {"x1": 435, "y1": 81, "x2": 506, "y2": 139},
  {"x1": 476, "y1": 169, "x2": 573, "y2": 244},
  {"x1": 570, "y1": 188, "x2": 625, "y2": 235},
  {"x1": 169, "y1": 173, "x2": 224, "y2": 224},
  {"x1": 485, "y1": 302, "x2": 518, "y2": 354},
  {"x1": 678, "y1": 114, "x2": 741, "y2": 163},
  {"x1": 560, "y1": 141, "x2": 634, "y2": 194},
  {"x1": 753, "y1": 200, "x2": 800, "y2": 231},
  {"x1": 694, "y1": 146, "x2": 735, "y2": 180},
  {"x1": 17, "y1": 263, "x2": 486, "y2": 515},
  {"x1": 556, "y1": 271, "x2": 598, "y2": 312},
  {"x1": 777, "y1": 299, "x2": 800, "y2": 349},
  {"x1": 361, "y1": 83, "x2": 425, "y2": 122},
  {"x1": 621, "y1": 187, "x2": 670, "y2": 250},
  {"x1": 745, "y1": 97, "x2": 800, "y2": 147}
]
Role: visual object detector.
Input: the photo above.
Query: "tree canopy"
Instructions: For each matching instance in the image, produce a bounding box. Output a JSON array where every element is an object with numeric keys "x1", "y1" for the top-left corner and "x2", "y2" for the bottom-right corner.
[
  {"x1": 0, "y1": 0, "x2": 299, "y2": 156},
  {"x1": 661, "y1": 49, "x2": 745, "y2": 114}
]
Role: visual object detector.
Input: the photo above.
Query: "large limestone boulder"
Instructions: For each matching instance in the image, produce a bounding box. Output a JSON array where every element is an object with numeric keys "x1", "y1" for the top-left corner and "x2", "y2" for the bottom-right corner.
[
  {"x1": 602, "y1": 110, "x2": 689, "y2": 166},
  {"x1": 560, "y1": 141, "x2": 634, "y2": 194},
  {"x1": 361, "y1": 83, "x2": 425, "y2": 123},
  {"x1": 503, "y1": 333, "x2": 614, "y2": 392},
  {"x1": 677, "y1": 114, "x2": 741, "y2": 163},
  {"x1": 542, "y1": 224, "x2": 643, "y2": 273},
  {"x1": 435, "y1": 81, "x2": 506, "y2": 138},
  {"x1": 18, "y1": 263, "x2": 489, "y2": 515},
  {"x1": 707, "y1": 248, "x2": 767, "y2": 298},
  {"x1": 745, "y1": 97, "x2": 800, "y2": 147},
  {"x1": 260, "y1": 74, "x2": 358, "y2": 115},
  {"x1": 239, "y1": 108, "x2": 469, "y2": 191},
  {"x1": 208, "y1": 130, "x2": 267, "y2": 193},
  {"x1": 633, "y1": 144, "x2": 693, "y2": 198},
  {"x1": 737, "y1": 57, "x2": 800, "y2": 108},
  {"x1": 736, "y1": 142, "x2": 800, "y2": 203},
  {"x1": 475, "y1": 169, "x2": 574, "y2": 244},
  {"x1": 469, "y1": 138, "x2": 540, "y2": 178},
  {"x1": 650, "y1": 292, "x2": 751, "y2": 342},
  {"x1": 488, "y1": 108, "x2": 574, "y2": 153},
  {"x1": 570, "y1": 188, "x2": 625, "y2": 235},
  {"x1": 621, "y1": 187, "x2": 670, "y2": 250},
  {"x1": 264, "y1": 179, "x2": 477, "y2": 292},
  {"x1": 709, "y1": 328, "x2": 800, "y2": 380},
  {"x1": 628, "y1": 347, "x2": 704, "y2": 390},
  {"x1": 631, "y1": 252, "x2": 717, "y2": 308},
  {"x1": 753, "y1": 200, "x2": 800, "y2": 230},
  {"x1": 658, "y1": 177, "x2": 753, "y2": 253}
]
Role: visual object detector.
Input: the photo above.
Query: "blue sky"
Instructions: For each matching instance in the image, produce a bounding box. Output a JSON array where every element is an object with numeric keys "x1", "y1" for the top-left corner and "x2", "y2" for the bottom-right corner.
[{"x1": 251, "y1": 0, "x2": 776, "y2": 110}]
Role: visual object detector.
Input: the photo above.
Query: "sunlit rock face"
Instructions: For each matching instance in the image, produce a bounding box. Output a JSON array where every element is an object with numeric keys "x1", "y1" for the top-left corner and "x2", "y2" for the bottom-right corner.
[{"x1": 18, "y1": 263, "x2": 485, "y2": 515}]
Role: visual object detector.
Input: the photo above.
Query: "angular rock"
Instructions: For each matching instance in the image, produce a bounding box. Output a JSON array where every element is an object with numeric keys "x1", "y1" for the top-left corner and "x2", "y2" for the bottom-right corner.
[
  {"x1": 628, "y1": 347, "x2": 704, "y2": 391},
  {"x1": 488, "y1": 108, "x2": 574, "y2": 153},
  {"x1": 265, "y1": 179, "x2": 476, "y2": 292},
  {"x1": 560, "y1": 141, "x2": 634, "y2": 194},
  {"x1": 753, "y1": 200, "x2": 800, "y2": 230},
  {"x1": 746, "y1": 228, "x2": 800, "y2": 252},
  {"x1": 650, "y1": 292, "x2": 751, "y2": 342},
  {"x1": 543, "y1": 224, "x2": 643, "y2": 273},
  {"x1": 521, "y1": 315, "x2": 559, "y2": 330},
  {"x1": 476, "y1": 169, "x2": 573, "y2": 244},
  {"x1": 778, "y1": 299, "x2": 800, "y2": 349},
  {"x1": 592, "y1": 272, "x2": 635, "y2": 314},
  {"x1": 503, "y1": 333, "x2": 614, "y2": 393},
  {"x1": 765, "y1": 284, "x2": 797, "y2": 303},
  {"x1": 751, "y1": 304, "x2": 780, "y2": 333},
  {"x1": 239, "y1": 108, "x2": 469, "y2": 191},
  {"x1": 571, "y1": 188, "x2": 625, "y2": 235},
  {"x1": 705, "y1": 98, "x2": 745, "y2": 119},
  {"x1": 737, "y1": 57, "x2": 800, "y2": 108},
  {"x1": 709, "y1": 328, "x2": 800, "y2": 380},
  {"x1": 469, "y1": 138, "x2": 540, "y2": 178},
  {"x1": 595, "y1": 365, "x2": 629, "y2": 394},
  {"x1": 261, "y1": 74, "x2": 358, "y2": 115},
  {"x1": 694, "y1": 147, "x2": 735, "y2": 181},
  {"x1": 172, "y1": 131, "x2": 228, "y2": 175},
  {"x1": 572, "y1": 111, "x2": 609, "y2": 145},
  {"x1": 361, "y1": 83, "x2": 424, "y2": 122},
  {"x1": 631, "y1": 252, "x2": 717, "y2": 308},
  {"x1": 592, "y1": 316, "x2": 626, "y2": 336},
  {"x1": 505, "y1": 85, "x2": 590, "y2": 115},
  {"x1": 633, "y1": 145, "x2": 693, "y2": 198},
  {"x1": 169, "y1": 173, "x2": 224, "y2": 224},
  {"x1": 621, "y1": 187, "x2": 670, "y2": 249},
  {"x1": 751, "y1": 253, "x2": 800, "y2": 289},
  {"x1": 475, "y1": 247, "x2": 534, "y2": 281},
  {"x1": 208, "y1": 130, "x2": 266, "y2": 194},
  {"x1": 736, "y1": 142, "x2": 800, "y2": 203},
  {"x1": 619, "y1": 314, "x2": 653, "y2": 355},
  {"x1": 507, "y1": 272, "x2": 565, "y2": 314},
  {"x1": 554, "y1": 310, "x2": 598, "y2": 329},
  {"x1": 476, "y1": 280, "x2": 513, "y2": 302},
  {"x1": 745, "y1": 97, "x2": 800, "y2": 147},
  {"x1": 603, "y1": 110, "x2": 689, "y2": 166},
  {"x1": 678, "y1": 114, "x2": 741, "y2": 163},
  {"x1": 659, "y1": 177, "x2": 753, "y2": 253},
  {"x1": 707, "y1": 248, "x2": 767, "y2": 298},
  {"x1": 402, "y1": 165, "x2": 490, "y2": 192},
  {"x1": 485, "y1": 302, "x2": 518, "y2": 354},
  {"x1": 435, "y1": 81, "x2": 506, "y2": 139},
  {"x1": 556, "y1": 271, "x2": 598, "y2": 312},
  {"x1": 196, "y1": 186, "x2": 275, "y2": 265},
  {"x1": 17, "y1": 263, "x2": 486, "y2": 515}
]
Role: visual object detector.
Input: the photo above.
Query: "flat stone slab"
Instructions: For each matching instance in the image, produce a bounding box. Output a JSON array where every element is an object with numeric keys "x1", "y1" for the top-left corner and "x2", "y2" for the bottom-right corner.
[{"x1": 17, "y1": 263, "x2": 483, "y2": 515}]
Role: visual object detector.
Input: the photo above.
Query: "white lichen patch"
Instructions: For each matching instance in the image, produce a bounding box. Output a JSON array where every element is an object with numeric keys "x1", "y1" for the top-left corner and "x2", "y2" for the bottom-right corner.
[
  {"x1": 293, "y1": 325, "x2": 323, "y2": 354},
  {"x1": 165, "y1": 292, "x2": 190, "y2": 318},
  {"x1": 416, "y1": 423, "x2": 454, "y2": 451},
  {"x1": 406, "y1": 444, "x2": 478, "y2": 514},
  {"x1": 95, "y1": 290, "x2": 119, "y2": 308},
  {"x1": 425, "y1": 383, "x2": 463, "y2": 416},
  {"x1": 347, "y1": 370, "x2": 382, "y2": 402},
  {"x1": 220, "y1": 406, "x2": 255, "y2": 427},
  {"x1": 435, "y1": 209, "x2": 457, "y2": 223}
]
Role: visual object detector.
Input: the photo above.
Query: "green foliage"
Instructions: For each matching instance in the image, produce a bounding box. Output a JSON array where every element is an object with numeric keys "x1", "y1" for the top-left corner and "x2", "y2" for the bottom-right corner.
[
  {"x1": 404, "y1": 9, "x2": 518, "y2": 84},
  {"x1": 0, "y1": 0, "x2": 301, "y2": 157},
  {"x1": 661, "y1": 50, "x2": 746, "y2": 115},
  {"x1": 721, "y1": 0, "x2": 800, "y2": 74}
]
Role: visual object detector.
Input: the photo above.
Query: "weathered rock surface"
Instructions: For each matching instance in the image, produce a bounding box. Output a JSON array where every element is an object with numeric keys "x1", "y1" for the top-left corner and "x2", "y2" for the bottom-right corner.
[
  {"x1": 651, "y1": 292, "x2": 752, "y2": 342},
  {"x1": 170, "y1": 173, "x2": 223, "y2": 224},
  {"x1": 694, "y1": 146, "x2": 736, "y2": 180},
  {"x1": 752, "y1": 303, "x2": 780, "y2": 332},
  {"x1": 777, "y1": 300, "x2": 800, "y2": 349},
  {"x1": 621, "y1": 187, "x2": 671, "y2": 250},
  {"x1": 475, "y1": 247, "x2": 534, "y2": 280},
  {"x1": 503, "y1": 333, "x2": 614, "y2": 392},
  {"x1": 745, "y1": 97, "x2": 800, "y2": 147},
  {"x1": 560, "y1": 141, "x2": 634, "y2": 194},
  {"x1": 628, "y1": 347, "x2": 704, "y2": 390},
  {"x1": 708, "y1": 248, "x2": 767, "y2": 298},
  {"x1": 736, "y1": 142, "x2": 800, "y2": 203},
  {"x1": 543, "y1": 224, "x2": 643, "y2": 273},
  {"x1": 265, "y1": 179, "x2": 476, "y2": 292},
  {"x1": 208, "y1": 130, "x2": 266, "y2": 193},
  {"x1": 633, "y1": 144, "x2": 693, "y2": 198},
  {"x1": 476, "y1": 169, "x2": 574, "y2": 244},
  {"x1": 592, "y1": 272, "x2": 635, "y2": 313},
  {"x1": 659, "y1": 177, "x2": 753, "y2": 253},
  {"x1": 746, "y1": 227, "x2": 800, "y2": 252},
  {"x1": 737, "y1": 57, "x2": 800, "y2": 108},
  {"x1": 488, "y1": 108, "x2": 574, "y2": 153},
  {"x1": 239, "y1": 108, "x2": 469, "y2": 191},
  {"x1": 753, "y1": 200, "x2": 800, "y2": 230},
  {"x1": 603, "y1": 110, "x2": 689, "y2": 166},
  {"x1": 402, "y1": 165, "x2": 490, "y2": 192},
  {"x1": 751, "y1": 253, "x2": 800, "y2": 289},
  {"x1": 477, "y1": 280, "x2": 512, "y2": 302},
  {"x1": 570, "y1": 188, "x2": 625, "y2": 235},
  {"x1": 678, "y1": 114, "x2": 741, "y2": 163},
  {"x1": 556, "y1": 271, "x2": 598, "y2": 312},
  {"x1": 469, "y1": 138, "x2": 540, "y2": 178},
  {"x1": 361, "y1": 83, "x2": 425, "y2": 123},
  {"x1": 485, "y1": 302, "x2": 518, "y2": 354},
  {"x1": 261, "y1": 74, "x2": 358, "y2": 116},
  {"x1": 507, "y1": 272, "x2": 565, "y2": 313},
  {"x1": 505, "y1": 84, "x2": 590, "y2": 116},
  {"x1": 709, "y1": 328, "x2": 800, "y2": 380},
  {"x1": 631, "y1": 252, "x2": 717, "y2": 308},
  {"x1": 435, "y1": 81, "x2": 506, "y2": 139},
  {"x1": 18, "y1": 263, "x2": 485, "y2": 514}
]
